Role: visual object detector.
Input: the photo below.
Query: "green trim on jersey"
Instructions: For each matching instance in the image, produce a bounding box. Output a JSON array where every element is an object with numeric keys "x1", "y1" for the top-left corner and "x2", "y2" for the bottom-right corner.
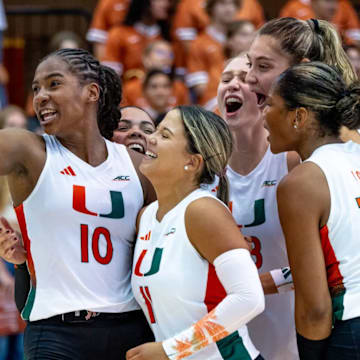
[
  {"x1": 21, "y1": 284, "x2": 36, "y2": 320},
  {"x1": 332, "y1": 290, "x2": 346, "y2": 323},
  {"x1": 216, "y1": 331, "x2": 252, "y2": 360}
]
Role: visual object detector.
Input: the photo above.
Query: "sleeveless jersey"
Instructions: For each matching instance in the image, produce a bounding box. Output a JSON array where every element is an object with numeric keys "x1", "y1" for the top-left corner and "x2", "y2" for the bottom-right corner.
[
  {"x1": 15, "y1": 135, "x2": 143, "y2": 321},
  {"x1": 209, "y1": 146, "x2": 298, "y2": 360},
  {"x1": 305, "y1": 141, "x2": 360, "y2": 321},
  {"x1": 131, "y1": 188, "x2": 260, "y2": 360}
]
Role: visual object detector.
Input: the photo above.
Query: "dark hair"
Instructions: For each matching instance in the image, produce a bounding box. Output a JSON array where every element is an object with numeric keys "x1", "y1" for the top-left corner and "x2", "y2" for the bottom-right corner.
[
  {"x1": 123, "y1": 0, "x2": 177, "y2": 41},
  {"x1": 258, "y1": 17, "x2": 357, "y2": 85},
  {"x1": 119, "y1": 105, "x2": 155, "y2": 125},
  {"x1": 205, "y1": 0, "x2": 241, "y2": 17},
  {"x1": 176, "y1": 105, "x2": 233, "y2": 204},
  {"x1": 274, "y1": 61, "x2": 360, "y2": 136},
  {"x1": 42, "y1": 48, "x2": 121, "y2": 140},
  {"x1": 142, "y1": 68, "x2": 173, "y2": 90}
]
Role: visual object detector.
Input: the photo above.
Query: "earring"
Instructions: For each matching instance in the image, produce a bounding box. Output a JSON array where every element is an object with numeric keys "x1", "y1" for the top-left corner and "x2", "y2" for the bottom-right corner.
[
  {"x1": 184, "y1": 165, "x2": 189, "y2": 170},
  {"x1": 294, "y1": 124, "x2": 298, "y2": 129}
]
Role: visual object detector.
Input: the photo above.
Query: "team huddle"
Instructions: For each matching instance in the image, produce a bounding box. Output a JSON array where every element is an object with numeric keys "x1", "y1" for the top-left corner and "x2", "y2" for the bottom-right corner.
[{"x1": 0, "y1": 16, "x2": 360, "y2": 360}]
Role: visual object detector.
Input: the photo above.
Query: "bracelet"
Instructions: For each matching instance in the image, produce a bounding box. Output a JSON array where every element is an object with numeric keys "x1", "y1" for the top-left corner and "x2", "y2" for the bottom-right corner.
[{"x1": 270, "y1": 267, "x2": 293, "y2": 293}]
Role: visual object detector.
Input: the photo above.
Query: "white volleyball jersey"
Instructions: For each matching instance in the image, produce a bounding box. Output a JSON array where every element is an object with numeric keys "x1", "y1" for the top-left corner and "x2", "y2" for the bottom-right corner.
[
  {"x1": 306, "y1": 141, "x2": 360, "y2": 321},
  {"x1": 131, "y1": 189, "x2": 260, "y2": 360},
  {"x1": 15, "y1": 135, "x2": 143, "y2": 321},
  {"x1": 209, "y1": 147, "x2": 298, "y2": 360}
]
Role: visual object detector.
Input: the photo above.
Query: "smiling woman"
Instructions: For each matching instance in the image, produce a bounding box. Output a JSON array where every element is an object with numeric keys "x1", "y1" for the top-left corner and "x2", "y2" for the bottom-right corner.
[
  {"x1": 0, "y1": 48, "x2": 156, "y2": 360},
  {"x1": 127, "y1": 105, "x2": 265, "y2": 360},
  {"x1": 112, "y1": 106, "x2": 155, "y2": 154}
]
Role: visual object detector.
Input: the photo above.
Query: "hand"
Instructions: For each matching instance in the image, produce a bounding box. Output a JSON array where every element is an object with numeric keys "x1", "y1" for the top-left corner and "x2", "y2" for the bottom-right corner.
[
  {"x1": 0, "y1": 217, "x2": 27, "y2": 264},
  {"x1": 126, "y1": 342, "x2": 169, "y2": 360}
]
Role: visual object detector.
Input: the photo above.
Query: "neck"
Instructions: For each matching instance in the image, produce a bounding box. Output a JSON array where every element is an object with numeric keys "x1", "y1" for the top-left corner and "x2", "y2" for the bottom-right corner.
[
  {"x1": 153, "y1": 180, "x2": 199, "y2": 222},
  {"x1": 229, "y1": 124, "x2": 269, "y2": 175},
  {"x1": 56, "y1": 113, "x2": 107, "y2": 166},
  {"x1": 297, "y1": 135, "x2": 342, "y2": 161}
]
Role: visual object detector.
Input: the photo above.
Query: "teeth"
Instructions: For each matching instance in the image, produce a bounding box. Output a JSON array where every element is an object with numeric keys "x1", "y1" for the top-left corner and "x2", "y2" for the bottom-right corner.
[
  {"x1": 128, "y1": 143, "x2": 144, "y2": 153},
  {"x1": 40, "y1": 109, "x2": 56, "y2": 116},
  {"x1": 226, "y1": 97, "x2": 242, "y2": 105},
  {"x1": 145, "y1": 150, "x2": 157, "y2": 159}
]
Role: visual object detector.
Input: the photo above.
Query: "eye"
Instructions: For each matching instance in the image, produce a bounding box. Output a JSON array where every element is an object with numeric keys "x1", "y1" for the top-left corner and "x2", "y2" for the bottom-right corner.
[
  {"x1": 258, "y1": 64, "x2": 270, "y2": 71},
  {"x1": 50, "y1": 79, "x2": 61, "y2": 88},
  {"x1": 32, "y1": 85, "x2": 40, "y2": 94},
  {"x1": 144, "y1": 128, "x2": 155, "y2": 134},
  {"x1": 221, "y1": 77, "x2": 231, "y2": 83}
]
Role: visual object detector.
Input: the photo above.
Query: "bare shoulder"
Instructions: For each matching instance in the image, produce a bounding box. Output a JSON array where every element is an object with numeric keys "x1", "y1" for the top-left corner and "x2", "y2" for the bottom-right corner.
[
  {"x1": 278, "y1": 161, "x2": 330, "y2": 225},
  {"x1": 286, "y1": 151, "x2": 301, "y2": 172},
  {"x1": 185, "y1": 196, "x2": 248, "y2": 263}
]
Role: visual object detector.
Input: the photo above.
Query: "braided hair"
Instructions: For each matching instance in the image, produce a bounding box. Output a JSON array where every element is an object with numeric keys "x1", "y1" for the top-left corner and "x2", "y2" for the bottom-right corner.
[{"x1": 42, "y1": 48, "x2": 122, "y2": 139}]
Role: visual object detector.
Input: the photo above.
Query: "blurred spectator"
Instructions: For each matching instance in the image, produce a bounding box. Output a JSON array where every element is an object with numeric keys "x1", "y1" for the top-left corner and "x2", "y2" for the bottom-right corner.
[
  {"x1": 224, "y1": 19, "x2": 255, "y2": 59},
  {"x1": 86, "y1": 0, "x2": 130, "y2": 59},
  {"x1": 49, "y1": 31, "x2": 84, "y2": 53},
  {"x1": 112, "y1": 106, "x2": 155, "y2": 153},
  {"x1": 186, "y1": 0, "x2": 240, "y2": 110},
  {"x1": 142, "y1": 69, "x2": 173, "y2": 124},
  {"x1": 0, "y1": 0, "x2": 8, "y2": 109},
  {"x1": 279, "y1": 0, "x2": 360, "y2": 45},
  {"x1": 101, "y1": 0, "x2": 176, "y2": 81},
  {"x1": 0, "y1": 105, "x2": 27, "y2": 130},
  {"x1": 345, "y1": 45, "x2": 360, "y2": 77},
  {"x1": 122, "y1": 40, "x2": 189, "y2": 109},
  {"x1": 172, "y1": 0, "x2": 264, "y2": 75},
  {"x1": 25, "y1": 30, "x2": 84, "y2": 132}
]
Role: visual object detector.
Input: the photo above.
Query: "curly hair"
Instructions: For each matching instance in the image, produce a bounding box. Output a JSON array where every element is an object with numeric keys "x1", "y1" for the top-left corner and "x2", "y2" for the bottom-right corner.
[{"x1": 42, "y1": 48, "x2": 122, "y2": 140}]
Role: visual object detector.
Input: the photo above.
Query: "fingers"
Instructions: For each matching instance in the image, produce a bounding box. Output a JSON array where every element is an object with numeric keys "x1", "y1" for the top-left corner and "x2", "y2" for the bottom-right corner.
[{"x1": 0, "y1": 216, "x2": 14, "y2": 232}]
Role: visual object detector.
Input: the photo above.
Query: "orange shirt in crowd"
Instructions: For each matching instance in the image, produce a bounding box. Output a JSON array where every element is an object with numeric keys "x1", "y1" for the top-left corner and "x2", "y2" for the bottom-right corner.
[
  {"x1": 122, "y1": 77, "x2": 190, "y2": 108},
  {"x1": 86, "y1": 0, "x2": 130, "y2": 44},
  {"x1": 101, "y1": 23, "x2": 163, "y2": 79},
  {"x1": 279, "y1": 0, "x2": 360, "y2": 44},
  {"x1": 186, "y1": 26, "x2": 226, "y2": 111},
  {"x1": 173, "y1": 0, "x2": 264, "y2": 44}
]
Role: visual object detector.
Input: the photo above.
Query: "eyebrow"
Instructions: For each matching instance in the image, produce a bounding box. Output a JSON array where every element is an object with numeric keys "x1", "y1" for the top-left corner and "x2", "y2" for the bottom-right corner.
[
  {"x1": 32, "y1": 72, "x2": 64, "y2": 85},
  {"x1": 162, "y1": 126, "x2": 174, "y2": 135}
]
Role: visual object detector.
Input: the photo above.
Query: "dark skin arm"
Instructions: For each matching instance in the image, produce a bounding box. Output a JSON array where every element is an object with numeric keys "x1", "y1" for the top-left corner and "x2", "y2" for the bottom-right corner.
[{"x1": 277, "y1": 162, "x2": 332, "y2": 340}]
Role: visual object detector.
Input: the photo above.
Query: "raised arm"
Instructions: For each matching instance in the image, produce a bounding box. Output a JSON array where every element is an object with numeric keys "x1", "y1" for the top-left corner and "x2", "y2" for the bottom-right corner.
[{"x1": 277, "y1": 162, "x2": 332, "y2": 358}]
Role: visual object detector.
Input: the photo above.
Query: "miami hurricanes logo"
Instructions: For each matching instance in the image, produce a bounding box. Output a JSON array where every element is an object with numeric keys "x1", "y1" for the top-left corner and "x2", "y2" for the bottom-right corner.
[
  {"x1": 72, "y1": 185, "x2": 124, "y2": 219},
  {"x1": 134, "y1": 248, "x2": 163, "y2": 277}
]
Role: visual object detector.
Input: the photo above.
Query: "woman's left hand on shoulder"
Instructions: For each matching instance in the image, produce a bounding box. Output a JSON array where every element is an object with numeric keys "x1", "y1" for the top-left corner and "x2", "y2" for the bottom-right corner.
[{"x1": 126, "y1": 342, "x2": 168, "y2": 360}]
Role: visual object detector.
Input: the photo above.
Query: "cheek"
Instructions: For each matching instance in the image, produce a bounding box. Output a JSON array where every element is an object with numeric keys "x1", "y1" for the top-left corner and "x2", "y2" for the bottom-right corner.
[{"x1": 112, "y1": 131, "x2": 127, "y2": 144}]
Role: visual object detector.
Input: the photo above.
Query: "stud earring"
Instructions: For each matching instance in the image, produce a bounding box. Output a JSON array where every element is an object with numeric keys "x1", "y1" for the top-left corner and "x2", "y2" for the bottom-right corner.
[
  {"x1": 294, "y1": 124, "x2": 298, "y2": 129},
  {"x1": 184, "y1": 165, "x2": 189, "y2": 170}
]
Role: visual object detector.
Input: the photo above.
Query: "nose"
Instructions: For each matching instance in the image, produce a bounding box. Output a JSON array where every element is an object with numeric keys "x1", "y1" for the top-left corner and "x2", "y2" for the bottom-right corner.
[
  {"x1": 33, "y1": 87, "x2": 50, "y2": 108},
  {"x1": 127, "y1": 127, "x2": 144, "y2": 139},
  {"x1": 245, "y1": 67, "x2": 257, "y2": 85},
  {"x1": 148, "y1": 134, "x2": 157, "y2": 145}
]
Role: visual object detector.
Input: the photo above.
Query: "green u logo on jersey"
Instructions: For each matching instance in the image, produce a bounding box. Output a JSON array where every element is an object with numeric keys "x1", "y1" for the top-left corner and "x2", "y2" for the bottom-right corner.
[{"x1": 134, "y1": 248, "x2": 163, "y2": 277}]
